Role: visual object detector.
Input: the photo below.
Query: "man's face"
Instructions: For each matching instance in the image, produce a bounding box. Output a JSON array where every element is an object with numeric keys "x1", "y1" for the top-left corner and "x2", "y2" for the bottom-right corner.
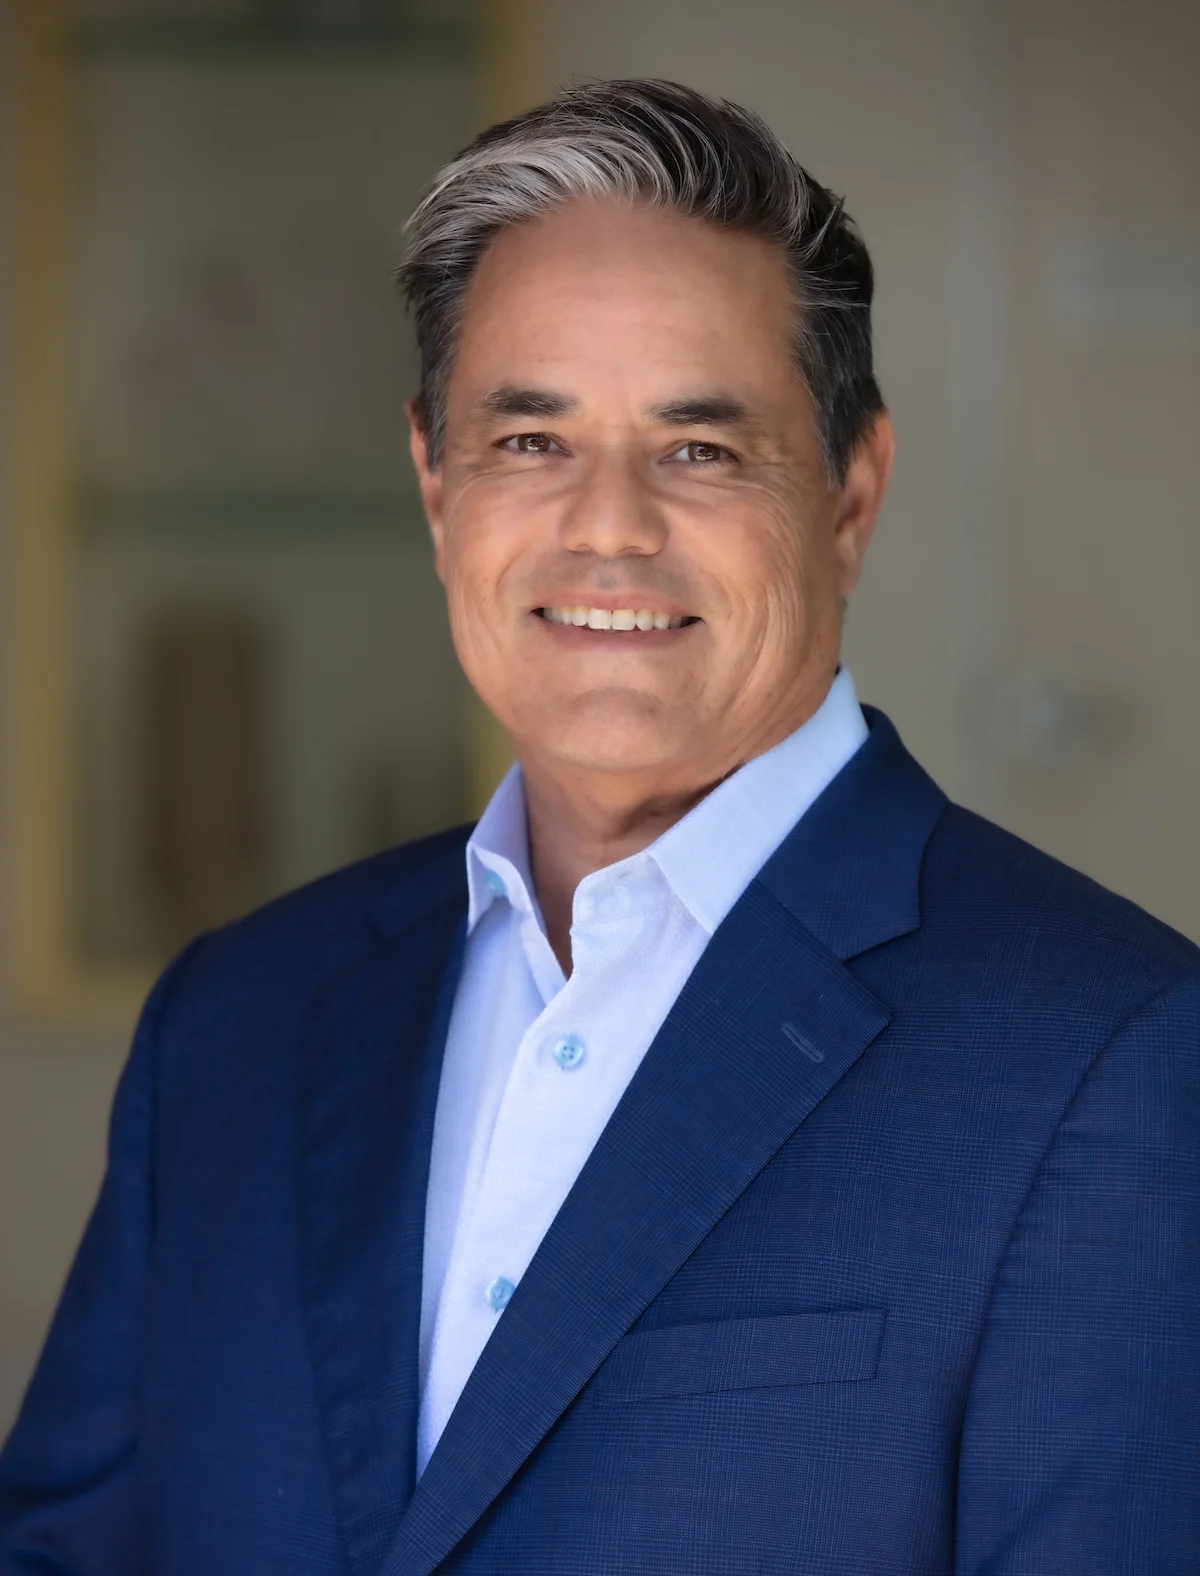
[{"x1": 411, "y1": 200, "x2": 892, "y2": 792}]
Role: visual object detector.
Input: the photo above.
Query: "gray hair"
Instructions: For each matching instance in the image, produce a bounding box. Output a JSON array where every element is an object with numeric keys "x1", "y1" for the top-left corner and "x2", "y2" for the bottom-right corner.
[{"x1": 396, "y1": 79, "x2": 883, "y2": 483}]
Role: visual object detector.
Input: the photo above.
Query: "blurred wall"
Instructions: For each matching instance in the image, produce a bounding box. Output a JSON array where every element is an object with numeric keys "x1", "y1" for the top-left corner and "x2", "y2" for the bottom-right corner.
[
  {"x1": 2, "y1": 0, "x2": 1198, "y2": 1435},
  {"x1": 0, "y1": 0, "x2": 133, "y2": 1430}
]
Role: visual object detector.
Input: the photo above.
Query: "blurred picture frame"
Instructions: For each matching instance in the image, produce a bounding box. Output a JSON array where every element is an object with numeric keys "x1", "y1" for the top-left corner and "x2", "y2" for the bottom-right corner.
[{"x1": 9, "y1": 0, "x2": 528, "y2": 1027}]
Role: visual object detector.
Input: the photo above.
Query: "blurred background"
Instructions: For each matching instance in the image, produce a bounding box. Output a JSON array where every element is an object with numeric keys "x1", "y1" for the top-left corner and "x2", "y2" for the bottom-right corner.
[{"x1": 1, "y1": 0, "x2": 1197, "y2": 1431}]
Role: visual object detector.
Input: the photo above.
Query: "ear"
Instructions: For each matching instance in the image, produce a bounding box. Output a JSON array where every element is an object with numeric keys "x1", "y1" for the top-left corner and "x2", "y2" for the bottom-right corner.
[
  {"x1": 831, "y1": 411, "x2": 894, "y2": 597},
  {"x1": 408, "y1": 399, "x2": 447, "y2": 582}
]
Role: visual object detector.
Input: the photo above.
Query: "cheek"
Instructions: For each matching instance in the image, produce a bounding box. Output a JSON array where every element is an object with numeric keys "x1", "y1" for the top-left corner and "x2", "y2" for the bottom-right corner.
[
  {"x1": 435, "y1": 536, "x2": 495, "y2": 675},
  {"x1": 439, "y1": 500, "x2": 514, "y2": 611},
  {"x1": 437, "y1": 497, "x2": 540, "y2": 689},
  {"x1": 702, "y1": 507, "x2": 816, "y2": 647}
]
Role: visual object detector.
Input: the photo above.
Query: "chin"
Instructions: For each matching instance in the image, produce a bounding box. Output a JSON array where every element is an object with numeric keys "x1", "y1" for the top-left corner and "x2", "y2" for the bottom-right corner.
[
  {"x1": 553, "y1": 737, "x2": 677, "y2": 775},
  {"x1": 536, "y1": 706, "x2": 693, "y2": 777}
]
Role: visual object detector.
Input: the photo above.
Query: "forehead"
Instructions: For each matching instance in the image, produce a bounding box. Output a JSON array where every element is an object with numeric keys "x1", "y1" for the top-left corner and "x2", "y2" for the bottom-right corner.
[{"x1": 450, "y1": 199, "x2": 799, "y2": 406}]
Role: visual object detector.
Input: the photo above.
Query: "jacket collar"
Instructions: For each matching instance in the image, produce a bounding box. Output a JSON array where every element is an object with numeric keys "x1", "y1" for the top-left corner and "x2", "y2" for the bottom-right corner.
[
  {"x1": 757, "y1": 705, "x2": 948, "y2": 960},
  {"x1": 367, "y1": 828, "x2": 470, "y2": 941}
]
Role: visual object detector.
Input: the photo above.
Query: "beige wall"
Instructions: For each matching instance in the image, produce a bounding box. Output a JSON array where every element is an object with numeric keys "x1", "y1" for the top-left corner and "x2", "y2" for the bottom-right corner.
[
  {"x1": 0, "y1": 1031, "x2": 128, "y2": 1430},
  {"x1": 2, "y1": 0, "x2": 1197, "y2": 1435},
  {"x1": 1000, "y1": 0, "x2": 1200, "y2": 931},
  {"x1": 0, "y1": 0, "x2": 98, "y2": 1432},
  {"x1": 0, "y1": 1, "x2": 130, "y2": 1432}
]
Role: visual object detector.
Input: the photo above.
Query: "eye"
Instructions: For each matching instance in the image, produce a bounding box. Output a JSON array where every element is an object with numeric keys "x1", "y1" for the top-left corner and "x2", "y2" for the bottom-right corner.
[
  {"x1": 498, "y1": 432, "x2": 565, "y2": 455},
  {"x1": 664, "y1": 440, "x2": 735, "y2": 465}
]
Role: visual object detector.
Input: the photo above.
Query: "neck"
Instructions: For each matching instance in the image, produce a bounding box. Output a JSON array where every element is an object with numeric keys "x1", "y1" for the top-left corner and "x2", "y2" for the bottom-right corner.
[{"x1": 521, "y1": 763, "x2": 716, "y2": 973}]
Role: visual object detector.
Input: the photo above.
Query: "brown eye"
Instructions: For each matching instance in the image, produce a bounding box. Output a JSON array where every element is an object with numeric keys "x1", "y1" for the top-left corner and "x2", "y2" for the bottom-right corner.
[
  {"x1": 666, "y1": 440, "x2": 732, "y2": 464},
  {"x1": 501, "y1": 432, "x2": 561, "y2": 454}
]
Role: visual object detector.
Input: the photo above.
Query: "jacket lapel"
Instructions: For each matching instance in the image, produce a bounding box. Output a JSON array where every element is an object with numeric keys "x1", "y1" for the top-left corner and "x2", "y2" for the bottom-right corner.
[
  {"x1": 297, "y1": 866, "x2": 467, "y2": 1576},
  {"x1": 381, "y1": 708, "x2": 948, "y2": 1576},
  {"x1": 382, "y1": 897, "x2": 888, "y2": 1576},
  {"x1": 758, "y1": 706, "x2": 948, "y2": 958}
]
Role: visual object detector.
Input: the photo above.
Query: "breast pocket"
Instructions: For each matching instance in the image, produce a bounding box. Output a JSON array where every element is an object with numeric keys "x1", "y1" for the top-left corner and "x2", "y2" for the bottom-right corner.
[{"x1": 588, "y1": 1307, "x2": 887, "y2": 1404}]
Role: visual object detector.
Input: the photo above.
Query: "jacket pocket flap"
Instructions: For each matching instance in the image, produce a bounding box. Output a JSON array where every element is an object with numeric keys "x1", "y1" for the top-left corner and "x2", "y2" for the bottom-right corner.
[{"x1": 590, "y1": 1307, "x2": 886, "y2": 1403}]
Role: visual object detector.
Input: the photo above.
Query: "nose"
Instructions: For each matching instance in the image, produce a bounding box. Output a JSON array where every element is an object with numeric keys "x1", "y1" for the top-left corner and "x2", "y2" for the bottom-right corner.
[{"x1": 557, "y1": 450, "x2": 668, "y2": 559}]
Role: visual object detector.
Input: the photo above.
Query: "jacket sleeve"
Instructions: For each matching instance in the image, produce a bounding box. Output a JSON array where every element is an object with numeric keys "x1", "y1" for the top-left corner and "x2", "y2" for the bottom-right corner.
[
  {"x1": 956, "y1": 976, "x2": 1200, "y2": 1575},
  {"x1": 0, "y1": 945, "x2": 200, "y2": 1574}
]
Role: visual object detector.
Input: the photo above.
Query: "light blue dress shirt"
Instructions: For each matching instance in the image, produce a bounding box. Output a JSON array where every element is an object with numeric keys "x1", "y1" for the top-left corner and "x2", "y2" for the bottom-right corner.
[{"x1": 416, "y1": 668, "x2": 869, "y2": 1474}]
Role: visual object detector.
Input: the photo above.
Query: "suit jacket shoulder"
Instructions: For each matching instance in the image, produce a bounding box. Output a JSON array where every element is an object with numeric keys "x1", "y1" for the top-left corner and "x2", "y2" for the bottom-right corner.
[
  {"x1": 155, "y1": 820, "x2": 472, "y2": 1036},
  {"x1": 918, "y1": 801, "x2": 1200, "y2": 1026}
]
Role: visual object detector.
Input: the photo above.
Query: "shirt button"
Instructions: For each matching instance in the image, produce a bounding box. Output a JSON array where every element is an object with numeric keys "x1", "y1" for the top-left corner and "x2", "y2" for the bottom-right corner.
[
  {"x1": 484, "y1": 869, "x2": 506, "y2": 899},
  {"x1": 552, "y1": 1034, "x2": 586, "y2": 1071},
  {"x1": 486, "y1": 1276, "x2": 515, "y2": 1312}
]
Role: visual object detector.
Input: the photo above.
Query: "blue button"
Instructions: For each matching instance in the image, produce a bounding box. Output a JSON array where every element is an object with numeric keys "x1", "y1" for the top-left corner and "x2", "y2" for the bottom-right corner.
[
  {"x1": 552, "y1": 1034, "x2": 586, "y2": 1070},
  {"x1": 484, "y1": 869, "x2": 506, "y2": 899},
  {"x1": 486, "y1": 1276, "x2": 515, "y2": 1312}
]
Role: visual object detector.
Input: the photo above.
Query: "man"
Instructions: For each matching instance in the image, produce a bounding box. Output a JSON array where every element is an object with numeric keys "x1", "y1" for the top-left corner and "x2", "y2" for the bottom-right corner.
[{"x1": 1, "y1": 79, "x2": 1196, "y2": 1575}]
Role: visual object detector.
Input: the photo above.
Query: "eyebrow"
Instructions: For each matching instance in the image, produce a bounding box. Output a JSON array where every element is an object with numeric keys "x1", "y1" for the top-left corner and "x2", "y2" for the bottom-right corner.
[
  {"x1": 645, "y1": 394, "x2": 759, "y2": 429},
  {"x1": 479, "y1": 385, "x2": 579, "y2": 420},
  {"x1": 476, "y1": 385, "x2": 762, "y2": 432}
]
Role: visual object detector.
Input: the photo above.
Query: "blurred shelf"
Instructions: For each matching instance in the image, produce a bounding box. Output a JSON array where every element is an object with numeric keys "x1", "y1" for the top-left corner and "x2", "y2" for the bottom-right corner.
[
  {"x1": 66, "y1": 17, "x2": 474, "y2": 64},
  {"x1": 76, "y1": 486, "x2": 429, "y2": 544}
]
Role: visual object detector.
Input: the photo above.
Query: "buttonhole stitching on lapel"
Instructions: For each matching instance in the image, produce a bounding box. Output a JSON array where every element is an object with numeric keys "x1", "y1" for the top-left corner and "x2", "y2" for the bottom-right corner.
[{"x1": 780, "y1": 1021, "x2": 825, "y2": 1063}]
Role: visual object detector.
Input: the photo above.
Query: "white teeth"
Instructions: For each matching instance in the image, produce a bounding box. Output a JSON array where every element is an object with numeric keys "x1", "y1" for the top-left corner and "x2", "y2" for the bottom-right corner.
[{"x1": 542, "y1": 605, "x2": 692, "y2": 630}]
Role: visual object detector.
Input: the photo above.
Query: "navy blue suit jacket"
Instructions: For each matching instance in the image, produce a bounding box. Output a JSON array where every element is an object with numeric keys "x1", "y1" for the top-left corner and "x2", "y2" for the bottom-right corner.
[{"x1": 2, "y1": 711, "x2": 1197, "y2": 1574}]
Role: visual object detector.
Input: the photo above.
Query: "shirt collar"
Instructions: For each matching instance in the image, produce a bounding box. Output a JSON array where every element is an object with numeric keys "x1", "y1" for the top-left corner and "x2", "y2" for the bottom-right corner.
[
  {"x1": 648, "y1": 667, "x2": 867, "y2": 934},
  {"x1": 465, "y1": 667, "x2": 868, "y2": 938},
  {"x1": 465, "y1": 761, "x2": 536, "y2": 932}
]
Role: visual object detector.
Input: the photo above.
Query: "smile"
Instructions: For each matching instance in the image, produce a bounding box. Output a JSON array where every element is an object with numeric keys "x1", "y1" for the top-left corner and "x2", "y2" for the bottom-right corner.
[{"x1": 536, "y1": 607, "x2": 700, "y2": 630}]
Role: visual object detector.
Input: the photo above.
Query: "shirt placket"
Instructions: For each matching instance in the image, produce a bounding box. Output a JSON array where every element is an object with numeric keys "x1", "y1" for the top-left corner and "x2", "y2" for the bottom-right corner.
[{"x1": 425, "y1": 884, "x2": 671, "y2": 1410}]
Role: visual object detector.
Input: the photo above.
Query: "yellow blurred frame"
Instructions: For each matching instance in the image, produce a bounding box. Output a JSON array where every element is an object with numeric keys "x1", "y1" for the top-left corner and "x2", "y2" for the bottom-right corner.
[{"x1": 8, "y1": 0, "x2": 536, "y2": 1029}]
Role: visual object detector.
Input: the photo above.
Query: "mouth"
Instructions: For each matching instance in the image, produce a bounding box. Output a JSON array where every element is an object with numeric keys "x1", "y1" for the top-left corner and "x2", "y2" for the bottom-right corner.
[{"x1": 534, "y1": 605, "x2": 702, "y2": 631}]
